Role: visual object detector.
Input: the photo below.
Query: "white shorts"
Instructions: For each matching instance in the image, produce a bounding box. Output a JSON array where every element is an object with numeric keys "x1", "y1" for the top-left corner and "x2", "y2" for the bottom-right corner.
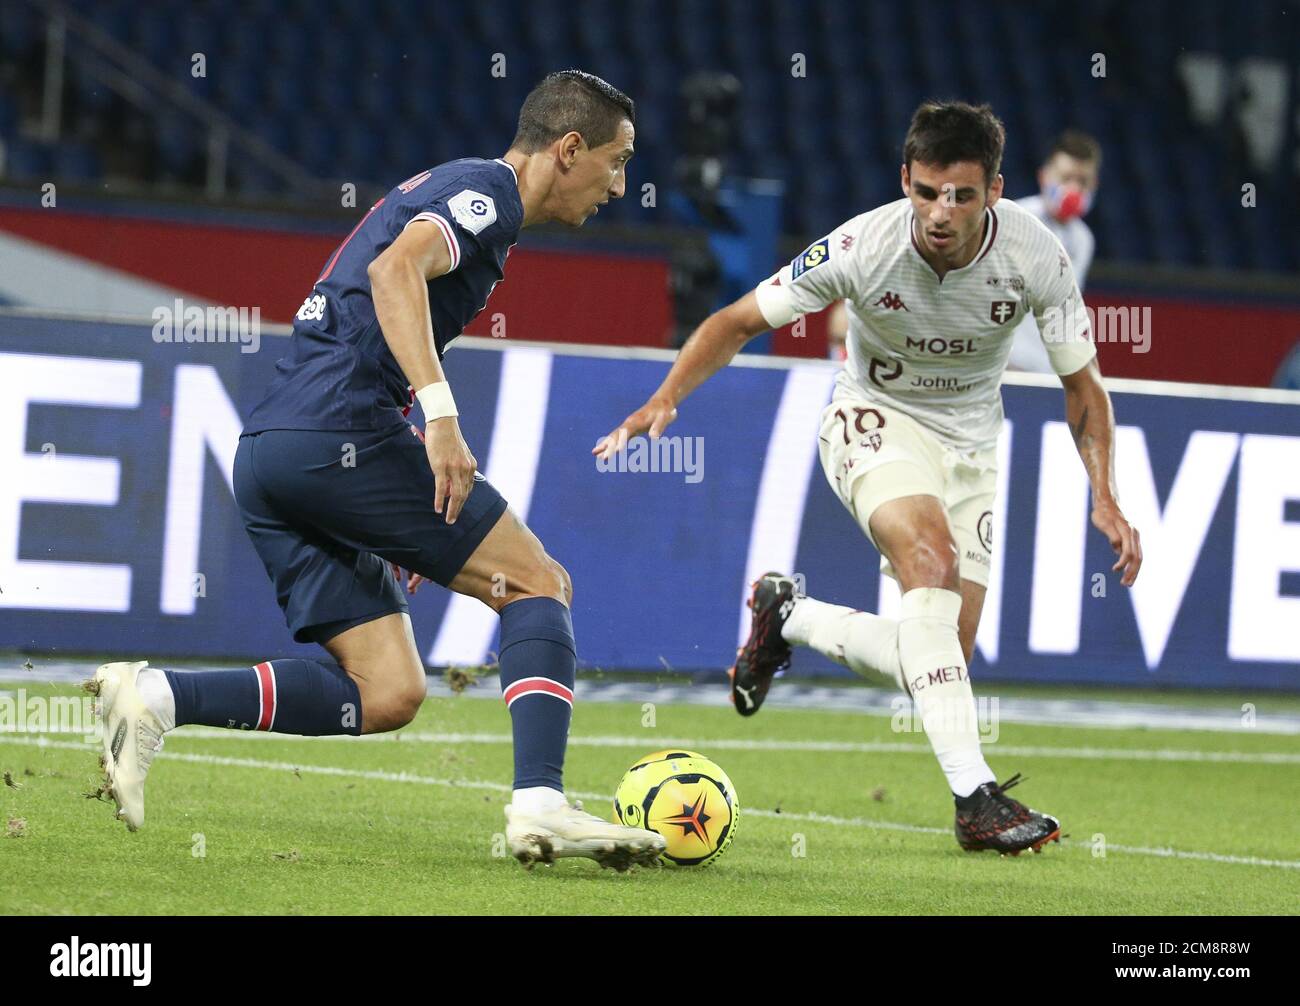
[{"x1": 817, "y1": 398, "x2": 997, "y2": 587}]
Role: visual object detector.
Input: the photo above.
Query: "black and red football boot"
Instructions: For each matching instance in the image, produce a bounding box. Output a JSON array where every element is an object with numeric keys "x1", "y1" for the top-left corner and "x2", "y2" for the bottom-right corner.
[
  {"x1": 728, "y1": 572, "x2": 800, "y2": 716},
  {"x1": 954, "y1": 773, "x2": 1062, "y2": 856}
]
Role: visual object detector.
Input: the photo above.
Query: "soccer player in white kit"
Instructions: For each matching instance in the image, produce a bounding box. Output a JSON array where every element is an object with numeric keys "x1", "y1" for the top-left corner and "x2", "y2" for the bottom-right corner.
[
  {"x1": 1006, "y1": 130, "x2": 1101, "y2": 373},
  {"x1": 595, "y1": 102, "x2": 1143, "y2": 855}
]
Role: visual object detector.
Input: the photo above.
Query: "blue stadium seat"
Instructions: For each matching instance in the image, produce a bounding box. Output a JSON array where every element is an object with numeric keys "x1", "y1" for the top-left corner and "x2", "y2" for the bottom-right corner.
[
  {"x1": 52, "y1": 140, "x2": 101, "y2": 183},
  {"x1": 154, "y1": 112, "x2": 203, "y2": 176},
  {"x1": 3, "y1": 138, "x2": 53, "y2": 180},
  {"x1": 0, "y1": 94, "x2": 18, "y2": 136},
  {"x1": 6, "y1": 0, "x2": 1291, "y2": 271},
  {"x1": 312, "y1": 75, "x2": 356, "y2": 118},
  {"x1": 266, "y1": 73, "x2": 307, "y2": 117},
  {"x1": 130, "y1": 9, "x2": 178, "y2": 66},
  {"x1": 84, "y1": 0, "x2": 133, "y2": 45},
  {"x1": 230, "y1": 157, "x2": 281, "y2": 197},
  {"x1": 216, "y1": 69, "x2": 264, "y2": 118},
  {"x1": 0, "y1": 1, "x2": 41, "y2": 56},
  {"x1": 338, "y1": 122, "x2": 385, "y2": 179},
  {"x1": 291, "y1": 114, "x2": 339, "y2": 177}
]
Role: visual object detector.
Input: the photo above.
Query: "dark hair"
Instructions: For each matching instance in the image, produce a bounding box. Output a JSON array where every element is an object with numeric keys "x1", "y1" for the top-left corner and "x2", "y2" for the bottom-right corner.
[
  {"x1": 1046, "y1": 129, "x2": 1102, "y2": 169},
  {"x1": 903, "y1": 101, "x2": 1006, "y2": 186},
  {"x1": 512, "y1": 70, "x2": 635, "y2": 153}
]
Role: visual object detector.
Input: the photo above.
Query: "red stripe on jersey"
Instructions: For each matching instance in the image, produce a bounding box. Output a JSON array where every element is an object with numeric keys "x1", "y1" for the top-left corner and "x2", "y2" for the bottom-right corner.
[
  {"x1": 502, "y1": 676, "x2": 574, "y2": 708},
  {"x1": 318, "y1": 197, "x2": 386, "y2": 283},
  {"x1": 254, "y1": 661, "x2": 277, "y2": 731},
  {"x1": 405, "y1": 211, "x2": 461, "y2": 271},
  {"x1": 427, "y1": 213, "x2": 460, "y2": 270}
]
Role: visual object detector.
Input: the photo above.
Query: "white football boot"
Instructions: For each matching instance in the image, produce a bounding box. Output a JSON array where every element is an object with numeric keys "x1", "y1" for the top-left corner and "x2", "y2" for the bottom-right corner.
[
  {"x1": 84, "y1": 661, "x2": 168, "y2": 832},
  {"x1": 505, "y1": 799, "x2": 666, "y2": 871}
]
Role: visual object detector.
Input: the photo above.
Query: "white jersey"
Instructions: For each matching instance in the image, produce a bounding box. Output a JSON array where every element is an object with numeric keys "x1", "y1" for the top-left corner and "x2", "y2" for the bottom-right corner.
[
  {"x1": 755, "y1": 198, "x2": 1096, "y2": 452},
  {"x1": 1006, "y1": 193, "x2": 1096, "y2": 373}
]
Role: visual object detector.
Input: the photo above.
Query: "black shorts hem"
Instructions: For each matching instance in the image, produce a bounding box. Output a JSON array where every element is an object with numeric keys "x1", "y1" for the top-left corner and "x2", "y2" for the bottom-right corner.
[
  {"x1": 295, "y1": 604, "x2": 408, "y2": 646},
  {"x1": 427, "y1": 494, "x2": 509, "y2": 586}
]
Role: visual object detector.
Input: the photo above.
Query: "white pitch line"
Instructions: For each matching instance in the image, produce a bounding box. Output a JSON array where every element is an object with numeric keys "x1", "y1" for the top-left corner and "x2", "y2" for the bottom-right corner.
[
  {"x1": 118, "y1": 727, "x2": 1300, "y2": 766},
  {"x1": 4, "y1": 734, "x2": 1298, "y2": 871},
  {"x1": 8, "y1": 726, "x2": 1300, "y2": 765}
]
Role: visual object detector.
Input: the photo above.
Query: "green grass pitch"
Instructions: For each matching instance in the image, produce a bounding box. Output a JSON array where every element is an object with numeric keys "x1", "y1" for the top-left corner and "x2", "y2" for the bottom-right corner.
[{"x1": 2, "y1": 680, "x2": 1298, "y2": 915}]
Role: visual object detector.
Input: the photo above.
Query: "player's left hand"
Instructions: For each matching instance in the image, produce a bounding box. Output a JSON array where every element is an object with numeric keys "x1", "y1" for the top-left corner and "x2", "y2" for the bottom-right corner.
[
  {"x1": 425, "y1": 416, "x2": 477, "y2": 524},
  {"x1": 1092, "y1": 501, "x2": 1142, "y2": 586},
  {"x1": 592, "y1": 396, "x2": 678, "y2": 461}
]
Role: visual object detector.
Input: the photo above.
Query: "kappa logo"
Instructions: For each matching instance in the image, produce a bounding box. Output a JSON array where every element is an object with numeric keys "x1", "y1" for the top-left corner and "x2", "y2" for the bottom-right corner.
[
  {"x1": 840, "y1": 233, "x2": 855, "y2": 251},
  {"x1": 990, "y1": 301, "x2": 1016, "y2": 324},
  {"x1": 874, "y1": 291, "x2": 909, "y2": 311}
]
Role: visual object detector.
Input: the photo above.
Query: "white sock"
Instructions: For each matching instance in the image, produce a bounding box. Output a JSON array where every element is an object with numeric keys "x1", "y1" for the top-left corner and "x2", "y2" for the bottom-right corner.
[
  {"x1": 782, "y1": 596, "x2": 905, "y2": 691},
  {"x1": 511, "y1": 785, "x2": 567, "y2": 813},
  {"x1": 897, "y1": 588, "x2": 995, "y2": 798},
  {"x1": 135, "y1": 666, "x2": 176, "y2": 733}
]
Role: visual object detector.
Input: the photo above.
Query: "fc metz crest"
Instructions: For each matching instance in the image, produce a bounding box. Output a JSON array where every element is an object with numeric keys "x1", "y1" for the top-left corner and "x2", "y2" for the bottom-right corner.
[{"x1": 990, "y1": 301, "x2": 1016, "y2": 324}]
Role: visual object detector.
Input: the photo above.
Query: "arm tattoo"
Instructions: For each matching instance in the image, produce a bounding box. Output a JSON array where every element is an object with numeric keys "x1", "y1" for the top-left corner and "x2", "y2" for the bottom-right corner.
[{"x1": 1069, "y1": 405, "x2": 1090, "y2": 448}]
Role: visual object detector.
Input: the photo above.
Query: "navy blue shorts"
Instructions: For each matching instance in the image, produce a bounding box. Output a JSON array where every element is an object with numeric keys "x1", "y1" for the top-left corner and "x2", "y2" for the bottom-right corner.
[{"x1": 233, "y1": 424, "x2": 508, "y2": 645}]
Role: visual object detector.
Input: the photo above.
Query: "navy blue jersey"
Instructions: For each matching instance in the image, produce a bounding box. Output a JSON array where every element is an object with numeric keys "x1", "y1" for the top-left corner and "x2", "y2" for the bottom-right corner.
[{"x1": 245, "y1": 157, "x2": 523, "y2": 432}]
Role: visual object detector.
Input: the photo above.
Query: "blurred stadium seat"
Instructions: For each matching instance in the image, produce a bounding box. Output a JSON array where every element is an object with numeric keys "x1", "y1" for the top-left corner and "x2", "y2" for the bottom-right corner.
[{"x1": 1, "y1": 0, "x2": 1296, "y2": 270}]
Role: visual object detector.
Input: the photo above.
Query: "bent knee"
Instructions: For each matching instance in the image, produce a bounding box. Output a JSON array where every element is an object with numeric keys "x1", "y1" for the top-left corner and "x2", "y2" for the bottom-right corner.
[
  {"x1": 550, "y1": 557, "x2": 573, "y2": 606},
  {"x1": 356, "y1": 667, "x2": 426, "y2": 733},
  {"x1": 894, "y1": 536, "x2": 961, "y2": 590},
  {"x1": 365, "y1": 686, "x2": 424, "y2": 732},
  {"x1": 492, "y1": 556, "x2": 572, "y2": 610}
]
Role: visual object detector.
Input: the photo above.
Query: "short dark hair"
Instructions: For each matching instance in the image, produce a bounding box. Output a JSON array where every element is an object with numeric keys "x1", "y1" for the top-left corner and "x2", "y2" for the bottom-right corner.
[
  {"x1": 1046, "y1": 129, "x2": 1102, "y2": 169},
  {"x1": 512, "y1": 70, "x2": 635, "y2": 153},
  {"x1": 903, "y1": 101, "x2": 1006, "y2": 186}
]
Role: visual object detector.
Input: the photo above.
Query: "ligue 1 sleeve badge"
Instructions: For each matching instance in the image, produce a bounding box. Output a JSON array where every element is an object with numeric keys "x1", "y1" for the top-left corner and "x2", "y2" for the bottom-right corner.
[{"x1": 791, "y1": 238, "x2": 830, "y2": 279}]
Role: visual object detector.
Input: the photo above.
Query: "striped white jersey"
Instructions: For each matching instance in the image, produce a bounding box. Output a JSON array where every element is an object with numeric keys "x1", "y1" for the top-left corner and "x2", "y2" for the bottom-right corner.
[
  {"x1": 1006, "y1": 193, "x2": 1096, "y2": 373},
  {"x1": 755, "y1": 197, "x2": 1096, "y2": 452}
]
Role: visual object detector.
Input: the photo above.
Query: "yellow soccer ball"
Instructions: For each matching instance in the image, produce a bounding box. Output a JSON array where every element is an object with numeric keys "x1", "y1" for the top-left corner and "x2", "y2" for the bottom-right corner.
[{"x1": 613, "y1": 749, "x2": 739, "y2": 866}]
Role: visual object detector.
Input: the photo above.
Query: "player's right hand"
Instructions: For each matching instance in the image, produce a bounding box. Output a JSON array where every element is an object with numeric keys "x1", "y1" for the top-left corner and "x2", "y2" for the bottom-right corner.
[
  {"x1": 592, "y1": 396, "x2": 678, "y2": 461},
  {"x1": 425, "y1": 417, "x2": 477, "y2": 524},
  {"x1": 1092, "y1": 501, "x2": 1142, "y2": 587}
]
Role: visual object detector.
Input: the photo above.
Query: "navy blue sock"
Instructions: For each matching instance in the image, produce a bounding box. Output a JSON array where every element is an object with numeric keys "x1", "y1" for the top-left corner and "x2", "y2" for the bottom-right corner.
[
  {"x1": 498, "y1": 597, "x2": 576, "y2": 792},
  {"x1": 164, "y1": 659, "x2": 362, "y2": 736}
]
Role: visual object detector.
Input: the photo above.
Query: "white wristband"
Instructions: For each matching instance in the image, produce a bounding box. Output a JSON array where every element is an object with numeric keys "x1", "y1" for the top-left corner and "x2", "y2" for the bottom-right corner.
[{"x1": 415, "y1": 381, "x2": 458, "y2": 422}]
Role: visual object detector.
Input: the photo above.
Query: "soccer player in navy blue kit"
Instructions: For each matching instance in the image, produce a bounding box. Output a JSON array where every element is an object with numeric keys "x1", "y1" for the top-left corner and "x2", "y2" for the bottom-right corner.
[{"x1": 87, "y1": 71, "x2": 665, "y2": 870}]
